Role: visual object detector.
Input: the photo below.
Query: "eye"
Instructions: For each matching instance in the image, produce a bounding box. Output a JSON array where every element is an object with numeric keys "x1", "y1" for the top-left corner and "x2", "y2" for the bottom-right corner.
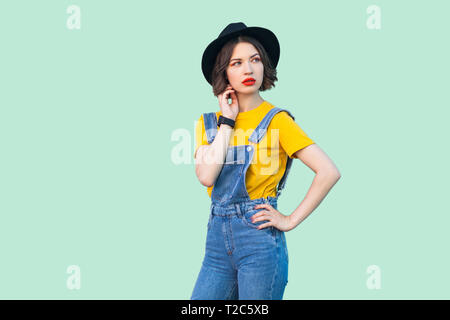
[{"x1": 231, "y1": 57, "x2": 261, "y2": 67}]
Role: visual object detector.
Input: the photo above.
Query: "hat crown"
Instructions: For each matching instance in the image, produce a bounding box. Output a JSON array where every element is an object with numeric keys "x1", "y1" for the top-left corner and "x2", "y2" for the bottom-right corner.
[{"x1": 218, "y1": 22, "x2": 247, "y2": 38}]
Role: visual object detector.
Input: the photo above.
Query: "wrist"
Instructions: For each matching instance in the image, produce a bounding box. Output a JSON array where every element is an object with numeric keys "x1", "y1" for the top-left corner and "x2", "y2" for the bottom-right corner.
[
  {"x1": 288, "y1": 214, "x2": 300, "y2": 230},
  {"x1": 221, "y1": 114, "x2": 236, "y2": 121},
  {"x1": 219, "y1": 123, "x2": 234, "y2": 130},
  {"x1": 218, "y1": 115, "x2": 236, "y2": 129}
]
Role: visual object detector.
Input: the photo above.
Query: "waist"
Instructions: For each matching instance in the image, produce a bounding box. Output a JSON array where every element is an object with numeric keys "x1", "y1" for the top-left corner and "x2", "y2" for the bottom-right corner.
[{"x1": 211, "y1": 196, "x2": 278, "y2": 216}]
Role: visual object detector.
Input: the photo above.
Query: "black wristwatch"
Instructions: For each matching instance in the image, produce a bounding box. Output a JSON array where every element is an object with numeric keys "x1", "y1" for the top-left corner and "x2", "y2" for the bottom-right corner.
[{"x1": 217, "y1": 115, "x2": 235, "y2": 129}]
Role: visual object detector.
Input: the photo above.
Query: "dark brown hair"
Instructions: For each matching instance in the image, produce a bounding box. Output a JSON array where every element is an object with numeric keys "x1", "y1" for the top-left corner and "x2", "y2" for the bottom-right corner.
[{"x1": 211, "y1": 35, "x2": 278, "y2": 96}]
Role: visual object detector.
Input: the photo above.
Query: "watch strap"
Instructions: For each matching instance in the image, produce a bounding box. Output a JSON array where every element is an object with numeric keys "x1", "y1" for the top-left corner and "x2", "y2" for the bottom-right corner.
[{"x1": 217, "y1": 115, "x2": 235, "y2": 128}]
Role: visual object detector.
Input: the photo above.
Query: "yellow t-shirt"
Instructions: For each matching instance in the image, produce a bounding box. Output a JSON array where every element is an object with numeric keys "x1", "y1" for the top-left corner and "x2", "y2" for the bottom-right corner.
[{"x1": 194, "y1": 100, "x2": 315, "y2": 199}]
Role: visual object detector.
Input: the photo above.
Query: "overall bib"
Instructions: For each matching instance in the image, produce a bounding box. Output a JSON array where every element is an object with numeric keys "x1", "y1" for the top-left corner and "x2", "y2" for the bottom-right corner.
[{"x1": 191, "y1": 107, "x2": 295, "y2": 300}]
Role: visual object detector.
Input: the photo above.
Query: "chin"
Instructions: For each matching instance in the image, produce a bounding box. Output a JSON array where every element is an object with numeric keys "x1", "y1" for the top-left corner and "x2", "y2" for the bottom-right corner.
[{"x1": 240, "y1": 84, "x2": 260, "y2": 91}]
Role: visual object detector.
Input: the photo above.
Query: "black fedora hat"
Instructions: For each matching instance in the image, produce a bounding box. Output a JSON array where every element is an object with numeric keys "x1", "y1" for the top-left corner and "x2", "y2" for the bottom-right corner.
[{"x1": 201, "y1": 22, "x2": 280, "y2": 86}]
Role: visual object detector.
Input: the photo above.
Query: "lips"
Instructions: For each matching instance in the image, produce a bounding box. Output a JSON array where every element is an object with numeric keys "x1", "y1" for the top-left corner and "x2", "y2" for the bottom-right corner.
[{"x1": 242, "y1": 77, "x2": 256, "y2": 85}]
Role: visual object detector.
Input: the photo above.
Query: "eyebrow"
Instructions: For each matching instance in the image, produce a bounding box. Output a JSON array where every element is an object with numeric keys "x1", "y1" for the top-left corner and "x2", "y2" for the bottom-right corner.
[{"x1": 230, "y1": 53, "x2": 260, "y2": 62}]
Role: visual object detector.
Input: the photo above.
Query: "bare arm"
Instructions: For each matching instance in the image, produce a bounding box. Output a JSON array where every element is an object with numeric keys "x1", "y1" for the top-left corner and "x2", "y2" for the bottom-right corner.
[
  {"x1": 194, "y1": 84, "x2": 239, "y2": 187},
  {"x1": 194, "y1": 123, "x2": 234, "y2": 187},
  {"x1": 288, "y1": 143, "x2": 341, "y2": 228}
]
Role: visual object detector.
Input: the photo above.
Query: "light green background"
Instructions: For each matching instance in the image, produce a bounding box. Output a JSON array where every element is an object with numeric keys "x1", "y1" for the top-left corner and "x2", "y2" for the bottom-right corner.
[{"x1": 0, "y1": 0, "x2": 449, "y2": 299}]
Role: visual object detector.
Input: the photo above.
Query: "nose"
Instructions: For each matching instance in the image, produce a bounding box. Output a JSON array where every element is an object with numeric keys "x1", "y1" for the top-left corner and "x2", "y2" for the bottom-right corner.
[{"x1": 243, "y1": 60, "x2": 253, "y2": 74}]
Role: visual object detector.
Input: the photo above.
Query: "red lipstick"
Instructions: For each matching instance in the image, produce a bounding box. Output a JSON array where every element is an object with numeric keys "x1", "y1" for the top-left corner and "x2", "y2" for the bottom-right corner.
[{"x1": 242, "y1": 77, "x2": 256, "y2": 86}]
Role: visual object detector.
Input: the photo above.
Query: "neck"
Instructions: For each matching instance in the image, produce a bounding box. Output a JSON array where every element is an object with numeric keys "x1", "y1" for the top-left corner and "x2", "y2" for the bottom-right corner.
[{"x1": 236, "y1": 92, "x2": 265, "y2": 113}]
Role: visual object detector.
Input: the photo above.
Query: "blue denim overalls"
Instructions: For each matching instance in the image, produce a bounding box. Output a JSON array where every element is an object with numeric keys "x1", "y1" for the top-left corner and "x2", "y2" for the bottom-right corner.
[{"x1": 191, "y1": 107, "x2": 296, "y2": 300}]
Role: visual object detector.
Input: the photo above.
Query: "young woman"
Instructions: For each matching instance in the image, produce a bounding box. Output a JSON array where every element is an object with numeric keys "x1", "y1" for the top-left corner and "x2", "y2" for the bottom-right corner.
[{"x1": 191, "y1": 22, "x2": 341, "y2": 300}]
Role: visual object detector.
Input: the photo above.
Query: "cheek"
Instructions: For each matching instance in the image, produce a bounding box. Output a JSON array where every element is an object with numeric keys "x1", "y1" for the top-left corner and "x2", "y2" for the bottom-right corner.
[
  {"x1": 256, "y1": 65, "x2": 264, "y2": 77},
  {"x1": 227, "y1": 71, "x2": 239, "y2": 83}
]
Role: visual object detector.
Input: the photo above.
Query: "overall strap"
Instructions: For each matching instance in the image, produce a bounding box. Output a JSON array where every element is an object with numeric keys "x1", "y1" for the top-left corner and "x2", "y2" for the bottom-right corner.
[
  {"x1": 248, "y1": 107, "x2": 296, "y2": 143},
  {"x1": 246, "y1": 106, "x2": 297, "y2": 197},
  {"x1": 275, "y1": 109, "x2": 296, "y2": 197},
  {"x1": 277, "y1": 154, "x2": 293, "y2": 197},
  {"x1": 202, "y1": 112, "x2": 218, "y2": 144},
  {"x1": 248, "y1": 107, "x2": 281, "y2": 143}
]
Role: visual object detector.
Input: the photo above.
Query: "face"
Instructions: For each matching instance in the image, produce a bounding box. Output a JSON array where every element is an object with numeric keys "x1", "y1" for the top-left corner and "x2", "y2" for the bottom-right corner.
[{"x1": 226, "y1": 42, "x2": 264, "y2": 92}]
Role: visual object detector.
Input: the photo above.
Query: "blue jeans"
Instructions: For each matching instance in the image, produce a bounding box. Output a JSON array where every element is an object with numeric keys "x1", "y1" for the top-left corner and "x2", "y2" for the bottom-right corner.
[{"x1": 191, "y1": 196, "x2": 289, "y2": 300}]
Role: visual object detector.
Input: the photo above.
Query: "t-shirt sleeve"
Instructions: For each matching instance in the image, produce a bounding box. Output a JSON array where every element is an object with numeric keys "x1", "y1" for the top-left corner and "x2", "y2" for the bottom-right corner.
[
  {"x1": 272, "y1": 111, "x2": 315, "y2": 159},
  {"x1": 194, "y1": 114, "x2": 209, "y2": 159}
]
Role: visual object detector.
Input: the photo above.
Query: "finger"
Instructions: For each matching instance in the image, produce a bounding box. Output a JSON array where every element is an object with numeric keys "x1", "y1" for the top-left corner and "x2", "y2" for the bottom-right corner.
[
  {"x1": 226, "y1": 89, "x2": 235, "y2": 96},
  {"x1": 222, "y1": 89, "x2": 233, "y2": 97},
  {"x1": 254, "y1": 203, "x2": 271, "y2": 209},
  {"x1": 229, "y1": 94, "x2": 237, "y2": 105},
  {"x1": 221, "y1": 88, "x2": 231, "y2": 95},
  {"x1": 220, "y1": 91, "x2": 229, "y2": 102},
  {"x1": 251, "y1": 212, "x2": 262, "y2": 222},
  {"x1": 252, "y1": 216, "x2": 270, "y2": 223},
  {"x1": 257, "y1": 222, "x2": 272, "y2": 230},
  {"x1": 252, "y1": 213, "x2": 269, "y2": 223},
  {"x1": 223, "y1": 90, "x2": 235, "y2": 102}
]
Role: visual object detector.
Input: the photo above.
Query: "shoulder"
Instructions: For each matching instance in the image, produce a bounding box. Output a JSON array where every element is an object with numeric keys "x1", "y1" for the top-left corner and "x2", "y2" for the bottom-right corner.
[
  {"x1": 195, "y1": 114, "x2": 205, "y2": 133},
  {"x1": 271, "y1": 109, "x2": 296, "y2": 126},
  {"x1": 195, "y1": 114, "x2": 203, "y2": 125},
  {"x1": 196, "y1": 111, "x2": 222, "y2": 128},
  {"x1": 200, "y1": 111, "x2": 222, "y2": 123},
  {"x1": 198, "y1": 111, "x2": 222, "y2": 119}
]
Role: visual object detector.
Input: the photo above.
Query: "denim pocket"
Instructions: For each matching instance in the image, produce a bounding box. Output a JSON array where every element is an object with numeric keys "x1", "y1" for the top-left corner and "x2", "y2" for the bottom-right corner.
[
  {"x1": 241, "y1": 210, "x2": 276, "y2": 241},
  {"x1": 243, "y1": 210, "x2": 267, "y2": 229}
]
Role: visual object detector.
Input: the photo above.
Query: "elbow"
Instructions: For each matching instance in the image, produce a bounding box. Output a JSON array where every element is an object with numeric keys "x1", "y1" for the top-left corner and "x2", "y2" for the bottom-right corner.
[
  {"x1": 318, "y1": 168, "x2": 341, "y2": 181},
  {"x1": 196, "y1": 170, "x2": 215, "y2": 188},
  {"x1": 334, "y1": 172, "x2": 342, "y2": 182},
  {"x1": 335, "y1": 170, "x2": 341, "y2": 180},
  {"x1": 199, "y1": 177, "x2": 214, "y2": 188},
  {"x1": 330, "y1": 169, "x2": 341, "y2": 181}
]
